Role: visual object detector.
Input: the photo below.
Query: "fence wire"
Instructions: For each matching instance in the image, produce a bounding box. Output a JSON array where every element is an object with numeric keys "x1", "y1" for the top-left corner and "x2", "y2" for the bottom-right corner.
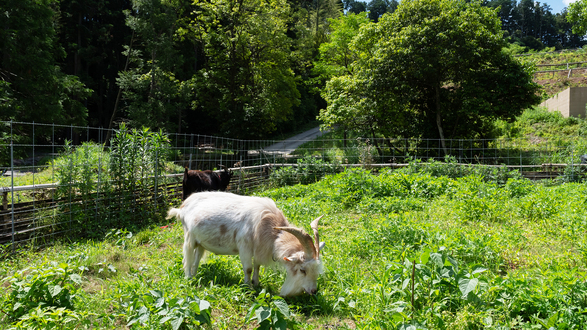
[{"x1": 1, "y1": 121, "x2": 587, "y2": 255}]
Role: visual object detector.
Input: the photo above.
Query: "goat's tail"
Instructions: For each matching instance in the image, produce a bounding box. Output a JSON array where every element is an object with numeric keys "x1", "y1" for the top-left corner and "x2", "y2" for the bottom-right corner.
[{"x1": 166, "y1": 207, "x2": 181, "y2": 221}]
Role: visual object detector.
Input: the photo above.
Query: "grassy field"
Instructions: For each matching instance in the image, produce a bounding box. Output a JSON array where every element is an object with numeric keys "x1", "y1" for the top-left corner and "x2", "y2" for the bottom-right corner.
[{"x1": 1, "y1": 166, "x2": 586, "y2": 329}]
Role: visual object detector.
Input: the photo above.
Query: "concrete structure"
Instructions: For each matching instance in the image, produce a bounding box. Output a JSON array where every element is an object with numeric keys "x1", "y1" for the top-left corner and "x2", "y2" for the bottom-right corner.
[{"x1": 540, "y1": 86, "x2": 587, "y2": 118}]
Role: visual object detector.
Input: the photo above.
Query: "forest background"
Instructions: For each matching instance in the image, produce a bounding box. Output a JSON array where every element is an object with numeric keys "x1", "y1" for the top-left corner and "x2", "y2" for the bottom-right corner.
[{"x1": 1, "y1": 0, "x2": 586, "y2": 141}]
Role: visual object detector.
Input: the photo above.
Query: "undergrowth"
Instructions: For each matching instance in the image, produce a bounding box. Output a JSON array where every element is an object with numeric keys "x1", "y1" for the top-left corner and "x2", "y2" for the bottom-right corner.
[{"x1": 1, "y1": 166, "x2": 587, "y2": 329}]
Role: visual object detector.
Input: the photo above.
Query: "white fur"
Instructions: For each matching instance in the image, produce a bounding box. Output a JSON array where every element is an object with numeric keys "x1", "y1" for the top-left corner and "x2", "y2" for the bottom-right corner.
[{"x1": 166, "y1": 191, "x2": 325, "y2": 296}]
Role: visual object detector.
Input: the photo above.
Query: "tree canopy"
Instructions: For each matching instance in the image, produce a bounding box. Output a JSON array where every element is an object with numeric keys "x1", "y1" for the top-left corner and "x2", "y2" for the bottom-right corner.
[
  {"x1": 0, "y1": 0, "x2": 91, "y2": 125},
  {"x1": 568, "y1": 0, "x2": 587, "y2": 35},
  {"x1": 319, "y1": 0, "x2": 541, "y2": 150},
  {"x1": 0, "y1": 0, "x2": 581, "y2": 141}
]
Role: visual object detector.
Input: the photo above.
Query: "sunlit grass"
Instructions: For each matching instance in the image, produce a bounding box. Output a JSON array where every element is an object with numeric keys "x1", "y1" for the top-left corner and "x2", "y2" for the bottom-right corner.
[
  {"x1": 0, "y1": 167, "x2": 57, "y2": 187},
  {"x1": 1, "y1": 168, "x2": 587, "y2": 328}
]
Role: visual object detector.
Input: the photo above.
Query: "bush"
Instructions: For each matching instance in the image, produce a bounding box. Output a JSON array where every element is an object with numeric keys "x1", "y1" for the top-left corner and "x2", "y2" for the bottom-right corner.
[
  {"x1": 2, "y1": 261, "x2": 83, "y2": 323},
  {"x1": 54, "y1": 123, "x2": 174, "y2": 238},
  {"x1": 268, "y1": 155, "x2": 343, "y2": 187},
  {"x1": 401, "y1": 156, "x2": 523, "y2": 185}
]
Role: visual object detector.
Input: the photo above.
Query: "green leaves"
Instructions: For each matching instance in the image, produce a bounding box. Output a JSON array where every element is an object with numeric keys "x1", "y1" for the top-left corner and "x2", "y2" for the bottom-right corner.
[
  {"x1": 123, "y1": 289, "x2": 211, "y2": 329},
  {"x1": 246, "y1": 290, "x2": 296, "y2": 330},
  {"x1": 0, "y1": 0, "x2": 91, "y2": 125},
  {"x1": 186, "y1": 0, "x2": 300, "y2": 138},
  {"x1": 568, "y1": 0, "x2": 587, "y2": 35},
  {"x1": 458, "y1": 277, "x2": 479, "y2": 299},
  {"x1": 320, "y1": 0, "x2": 540, "y2": 141},
  {"x1": 6, "y1": 261, "x2": 83, "y2": 320}
]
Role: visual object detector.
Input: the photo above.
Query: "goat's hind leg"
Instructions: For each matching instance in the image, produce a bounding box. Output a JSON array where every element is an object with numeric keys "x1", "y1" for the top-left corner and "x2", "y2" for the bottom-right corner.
[{"x1": 183, "y1": 233, "x2": 205, "y2": 278}]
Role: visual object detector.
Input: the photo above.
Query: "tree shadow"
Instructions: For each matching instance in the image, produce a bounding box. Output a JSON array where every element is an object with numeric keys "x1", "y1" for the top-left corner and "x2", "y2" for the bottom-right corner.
[{"x1": 189, "y1": 257, "x2": 244, "y2": 288}]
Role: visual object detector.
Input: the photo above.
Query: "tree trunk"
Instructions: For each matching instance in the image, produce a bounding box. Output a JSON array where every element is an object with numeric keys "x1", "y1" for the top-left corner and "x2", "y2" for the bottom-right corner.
[
  {"x1": 177, "y1": 106, "x2": 182, "y2": 134},
  {"x1": 105, "y1": 32, "x2": 135, "y2": 146},
  {"x1": 435, "y1": 85, "x2": 448, "y2": 156},
  {"x1": 370, "y1": 126, "x2": 383, "y2": 157}
]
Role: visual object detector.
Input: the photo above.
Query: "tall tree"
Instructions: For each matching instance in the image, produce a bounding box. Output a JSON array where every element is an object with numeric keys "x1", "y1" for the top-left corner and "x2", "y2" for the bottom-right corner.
[
  {"x1": 320, "y1": 0, "x2": 541, "y2": 152},
  {"x1": 308, "y1": 0, "x2": 344, "y2": 46},
  {"x1": 0, "y1": 0, "x2": 91, "y2": 124},
  {"x1": 488, "y1": 0, "x2": 519, "y2": 34},
  {"x1": 486, "y1": 0, "x2": 585, "y2": 50},
  {"x1": 315, "y1": 13, "x2": 370, "y2": 140},
  {"x1": 568, "y1": 0, "x2": 587, "y2": 35},
  {"x1": 343, "y1": 0, "x2": 367, "y2": 14},
  {"x1": 316, "y1": 13, "x2": 370, "y2": 76},
  {"x1": 366, "y1": 0, "x2": 398, "y2": 22},
  {"x1": 58, "y1": 0, "x2": 132, "y2": 128},
  {"x1": 556, "y1": 10, "x2": 584, "y2": 48},
  {"x1": 115, "y1": 0, "x2": 191, "y2": 133},
  {"x1": 184, "y1": 0, "x2": 301, "y2": 138}
]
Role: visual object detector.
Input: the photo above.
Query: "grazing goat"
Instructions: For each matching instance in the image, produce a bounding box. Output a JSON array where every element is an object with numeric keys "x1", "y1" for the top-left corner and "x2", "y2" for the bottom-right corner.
[
  {"x1": 182, "y1": 165, "x2": 233, "y2": 200},
  {"x1": 166, "y1": 191, "x2": 326, "y2": 297}
]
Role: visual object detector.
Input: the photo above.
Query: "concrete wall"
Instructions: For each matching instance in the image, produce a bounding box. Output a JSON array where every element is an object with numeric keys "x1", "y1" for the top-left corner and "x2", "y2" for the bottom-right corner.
[{"x1": 540, "y1": 86, "x2": 587, "y2": 118}]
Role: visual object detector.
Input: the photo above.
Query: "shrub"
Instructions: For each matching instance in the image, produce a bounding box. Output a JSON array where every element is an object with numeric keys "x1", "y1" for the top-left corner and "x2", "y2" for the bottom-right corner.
[
  {"x1": 54, "y1": 123, "x2": 174, "y2": 239},
  {"x1": 2, "y1": 261, "x2": 83, "y2": 322},
  {"x1": 402, "y1": 156, "x2": 523, "y2": 185},
  {"x1": 268, "y1": 155, "x2": 343, "y2": 187}
]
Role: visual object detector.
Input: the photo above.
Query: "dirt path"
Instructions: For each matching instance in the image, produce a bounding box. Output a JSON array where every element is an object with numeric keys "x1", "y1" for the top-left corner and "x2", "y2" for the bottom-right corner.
[{"x1": 263, "y1": 127, "x2": 329, "y2": 155}]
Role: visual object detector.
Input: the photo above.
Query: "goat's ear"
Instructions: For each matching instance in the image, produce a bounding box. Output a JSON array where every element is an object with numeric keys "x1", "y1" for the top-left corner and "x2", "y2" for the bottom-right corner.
[
  {"x1": 283, "y1": 256, "x2": 299, "y2": 263},
  {"x1": 318, "y1": 242, "x2": 326, "y2": 251}
]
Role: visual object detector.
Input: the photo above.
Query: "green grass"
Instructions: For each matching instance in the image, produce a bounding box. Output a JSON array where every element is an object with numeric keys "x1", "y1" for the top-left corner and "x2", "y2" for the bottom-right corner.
[
  {"x1": 494, "y1": 106, "x2": 587, "y2": 140},
  {"x1": 0, "y1": 167, "x2": 57, "y2": 187},
  {"x1": 1, "y1": 167, "x2": 587, "y2": 329}
]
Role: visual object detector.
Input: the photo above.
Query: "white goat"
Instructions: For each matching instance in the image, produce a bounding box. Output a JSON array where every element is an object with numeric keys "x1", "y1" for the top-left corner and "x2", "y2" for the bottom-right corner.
[{"x1": 166, "y1": 191, "x2": 325, "y2": 297}]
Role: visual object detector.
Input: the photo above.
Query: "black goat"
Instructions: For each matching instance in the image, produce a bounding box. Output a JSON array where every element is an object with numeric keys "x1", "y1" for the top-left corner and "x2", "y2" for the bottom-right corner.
[{"x1": 182, "y1": 165, "x2": 233, "y2": 200}]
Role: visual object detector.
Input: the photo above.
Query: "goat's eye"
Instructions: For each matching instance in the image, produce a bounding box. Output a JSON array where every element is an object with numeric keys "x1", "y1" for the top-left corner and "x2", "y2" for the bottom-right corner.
[{"x1": 300, "y1": 269, "x2": 306, "y2": 275}]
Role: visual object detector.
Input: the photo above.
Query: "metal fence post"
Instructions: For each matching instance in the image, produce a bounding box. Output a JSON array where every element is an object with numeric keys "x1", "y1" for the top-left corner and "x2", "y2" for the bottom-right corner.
[
  {"x1": 154, "y1": 148, "x2": 159, "y2": 212},
  {"x1": 10, "y1": 120, "x2": 14, "y2": 254}
]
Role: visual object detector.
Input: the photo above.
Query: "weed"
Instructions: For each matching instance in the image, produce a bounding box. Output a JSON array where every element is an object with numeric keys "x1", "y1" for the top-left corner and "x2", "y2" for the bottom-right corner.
[
  {"x1": 3, "y1": 169, "x2": 587, "y2": 328},
  {"x1": 1, "y1": 260, "x2": 85, "y2": 327},
  {"x1": 246, "y1": 290, "x2": 298, "y2": 329}
]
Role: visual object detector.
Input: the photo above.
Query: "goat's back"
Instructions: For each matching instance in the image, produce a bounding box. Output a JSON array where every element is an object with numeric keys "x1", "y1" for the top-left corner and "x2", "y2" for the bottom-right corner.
[
  {"x1": 170, "y1": 192, "x2": 289, "y2": 259},
  {"x1": 179, "y1": 191, "x2": 279, "y2": 223}
]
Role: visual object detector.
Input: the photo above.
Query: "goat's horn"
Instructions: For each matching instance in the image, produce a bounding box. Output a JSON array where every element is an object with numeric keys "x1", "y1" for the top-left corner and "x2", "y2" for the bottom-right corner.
[
  {"x1": 275, "y1": 226, "x2": 316, "y2": 258},
  {"x1": 310, "y1": 215, "x2": 323, "y2": 258}
]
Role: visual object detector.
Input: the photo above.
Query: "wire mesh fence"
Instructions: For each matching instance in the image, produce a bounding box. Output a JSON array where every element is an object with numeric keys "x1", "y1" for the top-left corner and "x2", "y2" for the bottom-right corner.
[{"x1": 2, "y1": 120, "x2": 587, "y2": 255}]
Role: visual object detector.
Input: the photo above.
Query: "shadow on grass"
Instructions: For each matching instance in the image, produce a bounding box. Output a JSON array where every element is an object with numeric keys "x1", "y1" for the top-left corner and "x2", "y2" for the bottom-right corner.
[
  {"x1": 190, "y1": 257, "x2": 244, "y2": 288},
  {"x1": 285, "y1": 290, "x2": 333, "y2": 316}
]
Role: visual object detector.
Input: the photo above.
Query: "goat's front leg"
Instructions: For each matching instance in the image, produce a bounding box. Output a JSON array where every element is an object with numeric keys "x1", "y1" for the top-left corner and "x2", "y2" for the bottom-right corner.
[
  {"x1": 252, "y1": 264, "x2": 261, "y2": 286},
  {"x1": 240, "y1": 253, "x2": 254, "y2": 285}
]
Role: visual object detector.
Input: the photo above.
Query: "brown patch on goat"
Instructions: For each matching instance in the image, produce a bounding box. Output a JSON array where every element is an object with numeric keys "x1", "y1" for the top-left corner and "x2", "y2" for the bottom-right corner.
[
  {"x1": 220, "y1": 224, "x2": 227, "y2": 235},
  {"x1": 253, "y1": 209, "x2": 289, "y2": 263},
  {"x1": 275, "y1": 230, "x2": 305, "y2": 261}
]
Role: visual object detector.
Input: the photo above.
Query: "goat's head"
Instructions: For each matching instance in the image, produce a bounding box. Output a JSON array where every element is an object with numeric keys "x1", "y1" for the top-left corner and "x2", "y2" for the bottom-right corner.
[
  {"x1": 275, "y1": 215, "x2": 325, "y2": 297},
  {"x1": 217, "y1": 164, "x2": 233, "y2": 188},
  {"x1": 218, "y1": 164, "x2": 233, "y2": 176}
]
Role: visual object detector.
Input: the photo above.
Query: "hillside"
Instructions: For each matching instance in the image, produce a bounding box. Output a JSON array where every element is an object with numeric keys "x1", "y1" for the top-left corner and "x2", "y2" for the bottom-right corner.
[{"x1": 522, "y1": 49, "x2": 587, "y2": 99}]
